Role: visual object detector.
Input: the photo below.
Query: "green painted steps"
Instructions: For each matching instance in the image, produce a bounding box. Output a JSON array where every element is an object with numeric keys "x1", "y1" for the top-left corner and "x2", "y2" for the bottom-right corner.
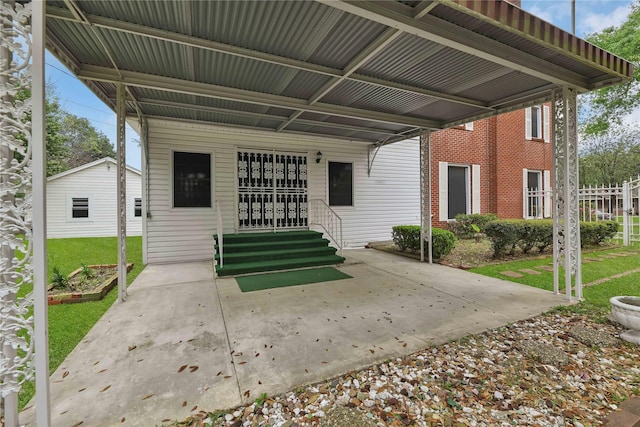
[
  {"x1": 215, "y1": 246, "x2": 337, "y2": 263},
  {"x1": 214, "y1": 230, "x2": 344, "y2": 276},
  {"x1": 218, "y1": 237, "x2": 331, "y2": 254}
]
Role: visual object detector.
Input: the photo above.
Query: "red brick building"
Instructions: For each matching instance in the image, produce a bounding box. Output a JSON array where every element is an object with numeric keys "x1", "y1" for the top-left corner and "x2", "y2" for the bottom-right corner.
[{"x1": 427, "y1": 104, "x2": 553, "y2": 228}]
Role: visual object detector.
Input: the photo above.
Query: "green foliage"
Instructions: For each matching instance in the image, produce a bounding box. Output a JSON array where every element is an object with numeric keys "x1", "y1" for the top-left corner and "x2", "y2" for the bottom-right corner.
[
  {"x1": 391, "y1": 225, "x2": 456, "y2": 259},
  {"x1": 431, "y1": 228, "x2": 457, "y2": 258},
  {"x1": 50, "y1": 266, "x2": 69, "y2": 290},
  {"x1": 484, "y1": 219, "x2": 618, "y2": 258},
  {"x1": 518, "y1": 220, "x2": 553, "y2": 254},
  {"x1": 391, "y1": 225, "x2": 420, "y2": 252},
  {"x1": 17, "y1": 84, "x2": 117, "y2": 177},
  {"x1": 581, "y1": 221, "x2": 619, "y2": 245},
  {"x1": 254, "y1": 392, "x2": 268, "y2": 406},
  {"x1": 60, "y1": 113, "x2": 116, "y2": 168},
  {"x1": 578, "y1": 124, "x2": 640, "y2": 186},
  {"x1": 447, "y1": 213, "x2": 498, "y2": 239},
  {"x1": 483, "y1": 220, "x2": 522, "y2": 258},
  {"x1": 80, "y1": 263, "x2": 95, "y2": 281},
  {"x1": 582, "y1": 1, "x2": 640, "y2": 135}
]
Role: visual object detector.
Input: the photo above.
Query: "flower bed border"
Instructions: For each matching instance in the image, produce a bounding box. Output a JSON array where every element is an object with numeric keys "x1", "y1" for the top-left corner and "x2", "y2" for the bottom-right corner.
[{"x1": 47, "y1": 263, "x2": 134, "y2": 305}]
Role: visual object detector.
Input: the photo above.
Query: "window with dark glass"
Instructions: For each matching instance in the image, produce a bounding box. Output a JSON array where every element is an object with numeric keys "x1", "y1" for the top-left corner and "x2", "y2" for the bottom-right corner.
[
  {"x1": 531, "y1": 106, "x2": 542, "y2": 139},
  {"x1": 173, "y1": 151, "x2": 211, "y2": 208},
  {"x1": 328, "y1": 161, "x2": 353, "y2": 206},
  {"x1": 447, "y1": 166, "x2": 467, "y2": 219},
  {"x1": 134, "y1": 198, "x2": 142, "y2": 217},
  {"x1": 72, "y1": 197, "x2": 89, "y2": 218}
]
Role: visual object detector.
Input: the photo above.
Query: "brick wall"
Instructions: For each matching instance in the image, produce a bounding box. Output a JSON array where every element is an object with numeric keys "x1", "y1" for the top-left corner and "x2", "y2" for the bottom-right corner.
[{"x1": 424, "y1": 104, "x2": 553, "y2": 228}]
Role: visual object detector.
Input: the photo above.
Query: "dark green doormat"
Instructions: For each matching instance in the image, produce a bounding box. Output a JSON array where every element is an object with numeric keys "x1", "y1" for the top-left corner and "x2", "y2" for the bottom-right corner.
[{"x1": 236, "y1": 267, "x2": 352, "y2": 292}]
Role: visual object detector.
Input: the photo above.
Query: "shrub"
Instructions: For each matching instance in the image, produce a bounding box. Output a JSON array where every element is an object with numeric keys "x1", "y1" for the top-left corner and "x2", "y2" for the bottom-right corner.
[
  {"x1": 391, "y1": 225, "x2": 456, "y2": 259},
  {"x1": 431, "y1": 228, "x2": 457, "y2": 259},
  {"x1": 51, "y1": 266, "x2": 69, "y2": 290},
  {"x1": 484, "y1": 219, "x2": 618, "y2": 257},
  {"x1": 518, "y1": 220, "x2": 553, "y2": 254},
  {"x1": 484, "y1": 220, "x2": 522, "y2": 258},
  {"x1": 391, "y1": 225, "x2": 420, "y2": 252},
  {"x1": 580, "y1": 220, "x2": 618, "y2": 246},
  {"x1": 448, "y1": 213, "x2": 498, "y2": 239}
]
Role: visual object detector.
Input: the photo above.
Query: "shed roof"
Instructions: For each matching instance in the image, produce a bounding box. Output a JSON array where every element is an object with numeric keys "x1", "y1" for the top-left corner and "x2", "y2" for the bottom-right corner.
[
  {"x1": 45, "y1": 0, "x2": 634, "y2": 146},
  {"x1": 47, "y1": 157, "x2": 141, "y2": 182}
]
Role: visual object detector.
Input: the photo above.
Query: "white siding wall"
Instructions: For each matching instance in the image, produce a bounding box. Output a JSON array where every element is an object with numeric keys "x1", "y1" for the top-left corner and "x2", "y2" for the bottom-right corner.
[
  {"x1": 145, "y1": 119, "x2": 420, "y2": 264},
  {"x1": 47, "y1": 163, "x2": 142, "y2": 238}
]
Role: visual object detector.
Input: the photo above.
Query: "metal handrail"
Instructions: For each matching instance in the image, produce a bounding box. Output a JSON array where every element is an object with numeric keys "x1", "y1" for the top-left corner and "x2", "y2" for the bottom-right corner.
[
  {"x1": 216, "y1": 200, "x2": 223, "y2": 268},
  {"x1": 309, "y1": 199, "x2": 343, "y2": 257}
]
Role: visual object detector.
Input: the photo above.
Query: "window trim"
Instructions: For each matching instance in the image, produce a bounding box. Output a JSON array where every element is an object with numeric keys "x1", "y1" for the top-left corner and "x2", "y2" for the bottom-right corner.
[
  {"x1": 526, "y1": 105, "x2": 551, "y2": 142},
  {"x1": 66, "y1": 194, "x2": 93, "y2": 222},
  {"x1": 446, "y1": 163, "x2": 470, "y2": 221},
  {"x1": 524, "y1": 169, "x2": 543, "y2": 219},
  {"x1": 326, "y1": 159, "x2": 355, "y2": 208},
  {"x1": 170, "y1": 149, "x2": 215, "y2": 210}
]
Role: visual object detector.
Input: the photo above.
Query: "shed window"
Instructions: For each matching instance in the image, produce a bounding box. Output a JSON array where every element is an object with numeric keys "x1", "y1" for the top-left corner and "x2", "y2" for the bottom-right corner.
[
  {"x1": 134, "y1": 198, "x2": 142, "y2": 217},
  {"x1": 173, "y1": 151, "x2": 211, "y2": 208},
  {"x1": 328, "y1": 161, "x2": 353, "y2": 207},
  {"x1": 71, "y1": 197, "x2": 89, "y2": 218}
]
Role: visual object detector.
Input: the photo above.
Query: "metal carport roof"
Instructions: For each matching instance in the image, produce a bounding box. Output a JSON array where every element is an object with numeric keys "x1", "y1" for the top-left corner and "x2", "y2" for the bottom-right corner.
[{"x1": 45, "y1": 0, "x2": 634, "y2": 145}]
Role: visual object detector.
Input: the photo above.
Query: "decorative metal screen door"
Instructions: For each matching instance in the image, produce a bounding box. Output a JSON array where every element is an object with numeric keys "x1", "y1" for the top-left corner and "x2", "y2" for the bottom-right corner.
[{"x1": 237, "y1": 150, "x2": 308, "y2": 230}]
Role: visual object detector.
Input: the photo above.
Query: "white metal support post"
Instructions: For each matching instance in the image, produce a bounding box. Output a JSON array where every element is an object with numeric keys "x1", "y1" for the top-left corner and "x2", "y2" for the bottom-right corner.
[
  {"x1": 1, "y1": 2, "x2": 18, "y2": 422},
  {"x1": 552, "y1": 87, "x2": 582, "y2": 300},
  {"x1": 426, "y1": 131, "x2": 433, "y2": 264},
  {"x1": 622, "y1": 180, "x2": 630, "y2": 246},
  {"x1": 419, "y1": 132, "x2": 424, "y2": 262},
  {"x1": 1, "y1": 1, "x2": 50, "y2": 424},
  {"x1": 33, "y1": 1, "x2": 52, "y2": 424},
  {"x1": 116, "y1": 83, "x2": 127, "y2": 302}
]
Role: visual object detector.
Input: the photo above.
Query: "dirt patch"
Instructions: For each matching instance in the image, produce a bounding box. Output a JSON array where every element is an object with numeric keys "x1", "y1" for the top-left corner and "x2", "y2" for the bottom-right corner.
[{"x1": 49, "y1": 265, "x2": 119, "y2": 295}]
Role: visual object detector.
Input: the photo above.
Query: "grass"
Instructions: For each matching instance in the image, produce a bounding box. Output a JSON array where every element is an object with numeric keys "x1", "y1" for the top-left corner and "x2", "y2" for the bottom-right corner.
[
  {"x1": 470, "y1": 245, "x2": 640, "y2": 314},
  {"x1": 18, "y1": 236, "x2": 144, "y2": 410}
]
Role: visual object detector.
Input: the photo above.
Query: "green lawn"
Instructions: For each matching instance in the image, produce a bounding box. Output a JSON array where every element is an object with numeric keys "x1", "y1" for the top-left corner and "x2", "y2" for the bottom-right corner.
[
  {"x1": 18, "y1": 236, "x2": 144, "y2": 409},
  {"x1": 470, "y1": 246, "x2": 640, "y2": 309}
]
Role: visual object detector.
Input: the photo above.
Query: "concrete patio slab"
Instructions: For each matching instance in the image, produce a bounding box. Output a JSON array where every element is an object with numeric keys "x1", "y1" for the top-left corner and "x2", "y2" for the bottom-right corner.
[{"x1": 22, "y1": 249, "x2": 570, "y2": 426}]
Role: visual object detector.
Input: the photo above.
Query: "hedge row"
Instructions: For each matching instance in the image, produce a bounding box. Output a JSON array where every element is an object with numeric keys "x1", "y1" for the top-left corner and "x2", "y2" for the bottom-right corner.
[
  {"x1": 447, "y1": 213, "x2": 498, "y2": 239},
  {"x1": 391, "y1": 225, "x2": 456, "y2": 259},
  {"x1": 484, "y1": 219, "x2": 619, "y2": 258}
]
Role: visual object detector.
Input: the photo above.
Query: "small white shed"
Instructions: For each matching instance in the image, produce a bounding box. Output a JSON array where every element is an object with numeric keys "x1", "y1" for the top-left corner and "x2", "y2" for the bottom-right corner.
[{"x1": 46, "y1": 157, "x2": 142, "y2": 238}]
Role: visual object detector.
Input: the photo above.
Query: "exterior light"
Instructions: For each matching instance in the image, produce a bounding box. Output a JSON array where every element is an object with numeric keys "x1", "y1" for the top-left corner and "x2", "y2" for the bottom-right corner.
[{"x1": 316, "y1": 151, "x2": 322, "y2": 163}]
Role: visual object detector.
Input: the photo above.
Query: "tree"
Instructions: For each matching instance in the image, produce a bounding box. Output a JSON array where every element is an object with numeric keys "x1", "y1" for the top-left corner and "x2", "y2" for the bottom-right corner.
[
  {"x1": 579, "y1": 124, "x2": 640, "y2": 186},
  {"x1": 581, "y1": 1, "x2": 640, "y2": 135},
  {"x1": 45, "y1": 95, "x2": 71, "y2": 176},
  {"x1": 58, "y1": 113, "x2": 116, "y2": 169},
  {"x1": 15, "y1": 85, "x2": 70, "y2": 176}
]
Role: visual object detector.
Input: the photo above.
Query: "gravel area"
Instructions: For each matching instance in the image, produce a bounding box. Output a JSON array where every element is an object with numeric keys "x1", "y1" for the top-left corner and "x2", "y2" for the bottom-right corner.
[{"x1": 173, "y1": 312, "x2": 639, "y2": 427}]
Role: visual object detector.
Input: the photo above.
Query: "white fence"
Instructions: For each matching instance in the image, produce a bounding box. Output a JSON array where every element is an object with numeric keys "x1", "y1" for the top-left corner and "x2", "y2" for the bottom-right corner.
[{"x1": 525, "y1": 176, "x2": 640, "y2": 246}]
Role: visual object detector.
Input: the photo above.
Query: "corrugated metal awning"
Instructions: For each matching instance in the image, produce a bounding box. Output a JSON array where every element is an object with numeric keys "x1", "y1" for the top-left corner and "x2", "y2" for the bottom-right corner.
[{"x1": 45, "y1": 0, "x2": 634, "y2": 145}]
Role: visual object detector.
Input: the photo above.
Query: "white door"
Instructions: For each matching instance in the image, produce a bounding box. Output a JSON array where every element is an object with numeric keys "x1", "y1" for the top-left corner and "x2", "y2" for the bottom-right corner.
[{"x1": 237, "y1": 150, "x2": 308, "y2": 230}]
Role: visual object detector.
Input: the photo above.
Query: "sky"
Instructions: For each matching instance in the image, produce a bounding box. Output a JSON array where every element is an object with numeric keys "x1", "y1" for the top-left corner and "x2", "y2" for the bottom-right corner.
[{"x1": 45, "y1": 0, "x2": 636, "y2": 170}]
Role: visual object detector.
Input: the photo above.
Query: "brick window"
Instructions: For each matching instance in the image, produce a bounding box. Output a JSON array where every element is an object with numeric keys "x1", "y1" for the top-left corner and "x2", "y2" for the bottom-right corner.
[
  {"x1": 523, "y1": 169, "x2": 551, "y2": 218},
  {"x1": 439, "y1": 162, "x2": 480, "y2": 221},
  {"x1": 525, "y1": 105, "x2": 550, "y2": 142}
]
